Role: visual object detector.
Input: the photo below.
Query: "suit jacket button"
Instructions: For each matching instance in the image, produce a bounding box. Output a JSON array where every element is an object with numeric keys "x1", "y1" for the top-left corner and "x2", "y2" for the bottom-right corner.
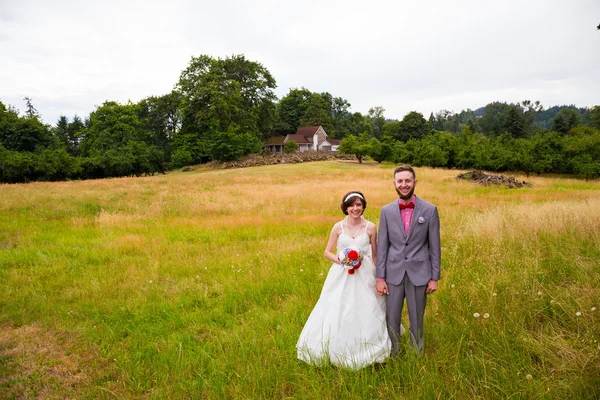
[{"x1": 405, "y1": 257, "x2": 408, "y2": 260}]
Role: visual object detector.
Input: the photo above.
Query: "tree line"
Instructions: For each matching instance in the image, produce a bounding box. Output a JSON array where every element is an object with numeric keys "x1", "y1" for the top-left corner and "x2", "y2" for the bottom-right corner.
[{"x1": 1, "y1": 54, "x2": 599, "y2": 183}]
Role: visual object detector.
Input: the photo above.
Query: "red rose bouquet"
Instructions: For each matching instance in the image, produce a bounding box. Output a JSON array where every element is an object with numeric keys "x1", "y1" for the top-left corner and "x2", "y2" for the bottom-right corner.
[{"x1": 338, "y1": 246, "x2": 363, "y2": 275}]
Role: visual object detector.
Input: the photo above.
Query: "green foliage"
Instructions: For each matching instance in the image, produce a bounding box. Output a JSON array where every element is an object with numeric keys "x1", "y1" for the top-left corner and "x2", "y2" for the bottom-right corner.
[
  {"x1": 299, "y1": 94, "x2": 333, "y2": 132},
  {"x1": 137, "y1": 91, "x2": 183, "y2": 158},
  {"x1": 174, "y1": 54, "x2": 277, "y2": 164},
  {"x1": 170, "y1": 148, "x2": 193, "y2": 169},
  {"x1": 368, "y1": 106, "x2": 386, "y2": 138},
  {"x1": 366, "y1": 137, "x2": 393, "y2": 163},
  {"x1": 338, "y1": 132, "x2": 370, "y2": 163},
  {"x1": 565, "y1": 130, "x2": 600, "y2": 179},
  {"x1": 0, "y1": 101, "x2": 55, "y2": 152},
  {"x1": 502, "y1": 106, "x2": 528, "y2": 138},
  {"x1": 529, "y1": 132, "x2": 565, "y2": 175},
  {"x1": 284, "y1": 140, "x2": 298, "y2": 154},
  {"x1": 551, "y1": 108, "x2": 581, "y2": 134},
  {"x1": 590, "y1": 106, "x2": 600, "y2": 130},
  {"x1": 397, "y1": 111, "x2": 432, "y2": 142},
  {"x1": 411, "y1": 133, "x2": 451, "y2": 168},
  {"x1": 206, "y1": 125, "x2": 261, "y2": 162}
]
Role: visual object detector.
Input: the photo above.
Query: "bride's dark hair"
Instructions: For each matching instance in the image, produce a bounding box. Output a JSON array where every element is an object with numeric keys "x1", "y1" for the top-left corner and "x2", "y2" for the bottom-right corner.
[{"x1": 341, "y1": 191, "x2": 367, "y2": 215}]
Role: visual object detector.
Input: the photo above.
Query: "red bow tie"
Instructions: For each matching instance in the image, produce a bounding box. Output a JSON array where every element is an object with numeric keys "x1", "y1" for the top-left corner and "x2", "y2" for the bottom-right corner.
[{"x1": 399, "y1": 202, "x2": 414, "y2": 210}]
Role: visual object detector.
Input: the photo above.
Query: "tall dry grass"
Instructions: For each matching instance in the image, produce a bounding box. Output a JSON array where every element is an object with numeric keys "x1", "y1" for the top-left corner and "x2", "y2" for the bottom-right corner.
[{"x1": 0, "y1": 161, "x2": 599, "y2": 399}]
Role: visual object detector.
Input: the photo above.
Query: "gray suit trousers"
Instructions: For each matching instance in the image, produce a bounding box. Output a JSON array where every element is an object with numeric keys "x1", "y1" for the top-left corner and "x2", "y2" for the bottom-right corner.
[{"x1": 386, "y1": 276, "x2": 427, "y2": 355}]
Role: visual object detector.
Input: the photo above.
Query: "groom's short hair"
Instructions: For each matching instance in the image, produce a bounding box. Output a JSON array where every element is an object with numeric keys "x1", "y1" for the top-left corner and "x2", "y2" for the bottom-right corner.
[{"x1": 393, "y1": 165, "x2": 416, "y2": 179}]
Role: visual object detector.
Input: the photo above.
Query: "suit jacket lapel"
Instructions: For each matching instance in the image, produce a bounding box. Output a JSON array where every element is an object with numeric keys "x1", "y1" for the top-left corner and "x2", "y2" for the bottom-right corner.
[
  {"x1": 390, "y1": 200, "x2": 407, "y2": 238},
  {"x1": 407, "y1": 196, "x2": 422, "y2": 240}
]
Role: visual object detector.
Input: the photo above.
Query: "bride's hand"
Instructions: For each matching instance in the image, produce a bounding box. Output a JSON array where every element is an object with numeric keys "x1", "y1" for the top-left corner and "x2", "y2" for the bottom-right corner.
[{"x1": 376, "y1": 280, "x2": 388, "y2": 296}]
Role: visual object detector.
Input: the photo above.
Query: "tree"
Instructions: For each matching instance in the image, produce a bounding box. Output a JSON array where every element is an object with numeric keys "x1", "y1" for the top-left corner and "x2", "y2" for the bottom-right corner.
[
  {"x1": 53, "y1": 115, "x2": 83, "y2": 156},
  {"x1": 565, "y1": 131, "x2": 600, "y2": 179},
  {"x1": 367, "y1": 136, "x2": 393, "y2": 163},
  {"x1": 299, "y1": 94, "x2": 333, "y2": 132},
  {"x1": 0, "y1": 101, "x2": 54, "y2": 152},
  {"x1": 521, "y1": 100, "x2": 543, "y2": 131},
  {"x1": 551, "y1": 108, "x2": 581, "y2": 134},
  {"x1": 502, "y1": 106, "x2": 527, "y2": 138},
  {"x1": 397, "y1": 111, "x2": 432, "y2": 142},
  {"x1": 382, "y1": 121, "x2": 401, "y2": 140},
  {"x1": 368, "y1": 106, "x2": 386, "y2": 138},
  {"x1": 588, "y1": 106, "x2": 600, "y2": 130},
  {"x1": 78, "y1": 101, "x2": 164, "y2": 177},
  {"x1": 331, "y1": 97, "x2": 352, "y2": 138},
  {"x1": 175, "y1": 54, "x2": 277, "y2": 163},
  {"x1": 478, "y1": 102, "x2": 512, "y2": 136},
  {"x1": 273, "y1": 87, "x2": 312, "y2": 135},
  {"x1": 338, "y1": 132, "x2": 370, "y2": 163},
  {"x1": 137, "y1": 91, "x2": 183, "y2": 158},
  {"x1": 284, "y1": 140, "x2": 298, "y2": 153},
  {"x1": 23, "y1": 97, "x2": 40, "y2": 119},
  {"x1": 346, "y1": 112, "x2": 372, "y2": 137}
]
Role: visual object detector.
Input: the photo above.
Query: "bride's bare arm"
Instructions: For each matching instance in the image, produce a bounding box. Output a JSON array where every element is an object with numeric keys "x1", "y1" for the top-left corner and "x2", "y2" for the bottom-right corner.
[
  {"x1": 324, "y1": 222, "x2": 342, "y2": 264},
  {"x1": 367, "y1": 221, "x2": 378, "y2": 265}
]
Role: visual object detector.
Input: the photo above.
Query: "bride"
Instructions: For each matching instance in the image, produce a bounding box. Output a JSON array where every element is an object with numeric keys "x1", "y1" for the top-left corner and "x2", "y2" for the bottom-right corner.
[{"x1": 296, "y1": 191, "x2": 393, "y2": 369}]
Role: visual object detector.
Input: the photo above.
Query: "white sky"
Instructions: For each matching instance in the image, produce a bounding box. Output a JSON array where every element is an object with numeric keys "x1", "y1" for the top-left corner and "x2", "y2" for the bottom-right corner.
[{"x1": 1, "y1": 0, "x2": 599, "y2": 125}]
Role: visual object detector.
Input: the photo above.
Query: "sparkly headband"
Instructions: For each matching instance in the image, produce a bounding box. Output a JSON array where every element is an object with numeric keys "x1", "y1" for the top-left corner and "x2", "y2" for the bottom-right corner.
[{"x1": 344, "y1": 193, "x2": 364, "y2": 203}]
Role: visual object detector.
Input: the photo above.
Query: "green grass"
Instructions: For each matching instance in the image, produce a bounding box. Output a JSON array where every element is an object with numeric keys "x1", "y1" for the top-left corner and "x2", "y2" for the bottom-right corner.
[{"x1": 0, "y1": 161, "x2": 599, "y2": 399}]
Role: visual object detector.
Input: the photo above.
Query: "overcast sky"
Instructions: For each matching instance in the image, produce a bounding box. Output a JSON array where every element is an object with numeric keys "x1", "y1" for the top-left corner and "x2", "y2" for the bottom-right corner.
[{"x1": 1, "y1": 0, "x2": 599, "y2": 126}]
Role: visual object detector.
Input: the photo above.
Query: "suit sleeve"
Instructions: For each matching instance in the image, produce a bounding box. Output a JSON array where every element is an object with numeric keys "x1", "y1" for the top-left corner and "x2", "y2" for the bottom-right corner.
[
  {"x1": 428, "y1": 206, "x2": 441, "y2": 281},
  {"x1": 376, "y1": 206, "x2": 389, "y2": 280}
]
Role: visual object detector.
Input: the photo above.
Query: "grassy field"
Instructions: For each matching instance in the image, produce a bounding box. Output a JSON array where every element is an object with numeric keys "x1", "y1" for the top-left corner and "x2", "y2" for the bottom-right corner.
[{"x1": 0, "y1": 161, "x2": 599, "y2": 399}]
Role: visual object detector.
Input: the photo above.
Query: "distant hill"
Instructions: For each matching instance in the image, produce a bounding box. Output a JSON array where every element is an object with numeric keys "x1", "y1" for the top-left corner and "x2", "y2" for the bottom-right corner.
[{"x1": 472, "y1": 104, "x2": 590, "y2": 128}]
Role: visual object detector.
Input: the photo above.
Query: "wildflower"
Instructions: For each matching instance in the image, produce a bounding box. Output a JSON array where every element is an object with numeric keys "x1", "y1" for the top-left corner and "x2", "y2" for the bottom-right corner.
[
  {"x1": 319, "y1": 273, "x2": 323, "y2": 276},
  {"x1": 473, "y1": 313, "x2": 480, "y2": 318},
  {"x1": 537, "y1": 291, "x2": 543, "y2": 296},
  {"x1": 237, "y1": 269, "x2": 241, "y2": 272},
  {"x1": 492, "y1": 293, "x2": 497, "y2": 297},
  {"x1": 196, "y1": 275, "x2": 199, "y2": 278},
  {"x1": 451, "y1": 284, "x2": 455, "y2": 288},
  {"x1": 204, "y1": 267, "x2": 207, "y2": 270},
  {"x1": 592, "y1": 307, "x2": 596, "y2": 311},
  {"x1": 550, "y1": 299, "x2": 555, "y2": 303},
  {"x1": 300, "y1": 269, "x2": 304, "y2": 272},
  {"x1": 526, "y1": 374, "x2": 533, "y2": 381},
  {"x1": 483, "y1": 313, "x2": 490, "y2": 319},
  {"x1": 149, "y1": 280, "x2": 152, "y2": 283},
  {"x1": 575, "y1": 311, "x2": 582, "y2": 317}
]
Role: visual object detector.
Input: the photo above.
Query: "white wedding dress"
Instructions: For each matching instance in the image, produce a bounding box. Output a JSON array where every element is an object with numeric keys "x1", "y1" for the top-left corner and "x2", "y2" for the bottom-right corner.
[{"x1": 296, "y1": 220, "x2": 391, "y2": 370}]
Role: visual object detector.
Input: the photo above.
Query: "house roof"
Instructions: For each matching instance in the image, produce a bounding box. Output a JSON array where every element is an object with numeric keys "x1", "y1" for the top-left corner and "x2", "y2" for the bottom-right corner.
[
  {"x1": 295, "y1": 126, "x2": 322, "y2": 137},
  {"x1": 329, "y1": 139, "x2": 341, "y2": 145},
  {"x1": 263, "y1": 136, "x2": 286, "y2": 146},
  {"x1": 286, "y1": 134, "x2": 312, "y2": 144}
]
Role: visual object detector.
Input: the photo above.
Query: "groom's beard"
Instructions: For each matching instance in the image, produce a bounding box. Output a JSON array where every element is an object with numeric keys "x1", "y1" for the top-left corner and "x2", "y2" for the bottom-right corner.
[{"x1": 396, "y1": 187, "x2": 414, "y2": 201}]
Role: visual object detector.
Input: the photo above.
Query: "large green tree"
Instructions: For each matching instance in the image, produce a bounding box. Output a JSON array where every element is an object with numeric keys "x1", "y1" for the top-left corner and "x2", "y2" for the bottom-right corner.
[
  {"x1": 175, "y1": 54, "x2": 277, "y2": 163},
  {"x1": 79, "y1": 101, "x2": 164, "y2": 177},
  {"x1": 397, "y1": 111, "x2": 432, "y2": 142},
  {"x1": 0, "y1": 101, "x2": 54, "y2": 152},
  {"x1": 551, "y1": 108, "x2": 581, "y2": 134}
]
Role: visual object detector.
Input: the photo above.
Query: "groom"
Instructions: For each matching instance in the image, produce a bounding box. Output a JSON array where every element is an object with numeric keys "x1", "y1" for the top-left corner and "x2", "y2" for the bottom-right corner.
[{"x1": 376, "y1": 165, "x2": 441, "y2": 355}]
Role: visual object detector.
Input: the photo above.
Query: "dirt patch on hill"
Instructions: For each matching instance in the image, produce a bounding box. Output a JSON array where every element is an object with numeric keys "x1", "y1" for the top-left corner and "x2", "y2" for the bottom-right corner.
[
  {"x1": 457, "y1": 170, "x2": 533, "y2": 188},
  {"x1": 0, "y1": 323, "x2": 122, "y2": 399}
]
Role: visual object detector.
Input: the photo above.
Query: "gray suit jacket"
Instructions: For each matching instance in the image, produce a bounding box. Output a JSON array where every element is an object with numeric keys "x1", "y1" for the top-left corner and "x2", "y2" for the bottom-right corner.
[{"x1": 376, "y1": 196, "x2": 441, "y2": 286}]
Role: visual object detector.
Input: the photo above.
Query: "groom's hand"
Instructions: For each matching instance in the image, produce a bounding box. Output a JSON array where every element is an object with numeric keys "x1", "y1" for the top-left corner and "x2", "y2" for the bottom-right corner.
[
  {"x1": 376, "y1": 280, "x2": 389, "y2": 296},
  {"x1": 426, "y1": 280, "x2": 438, "y2": 294}
]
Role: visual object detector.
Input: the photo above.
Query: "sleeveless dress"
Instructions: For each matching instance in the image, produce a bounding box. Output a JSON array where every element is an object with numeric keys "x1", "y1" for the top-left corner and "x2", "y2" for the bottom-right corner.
[{"x1": 296, "y1": 219, "x2": 391, "y2": 369}]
